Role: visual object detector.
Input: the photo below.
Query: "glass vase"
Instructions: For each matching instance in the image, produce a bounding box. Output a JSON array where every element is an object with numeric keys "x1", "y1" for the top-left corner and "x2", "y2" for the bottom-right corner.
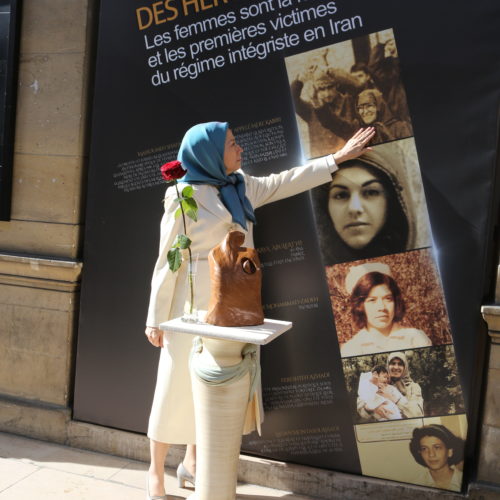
[{"x1": 182, "y1": 254, "x2": 199, "y2": 323}]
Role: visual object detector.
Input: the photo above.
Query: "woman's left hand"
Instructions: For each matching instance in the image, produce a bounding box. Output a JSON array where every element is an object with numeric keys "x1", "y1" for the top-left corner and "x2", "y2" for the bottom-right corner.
[
  {"x1": 333, "y1": 127, "x2": 375, "y2": 164},
  {"x1": 145, "y1": 326, "x2": 165, "y2": 348}
]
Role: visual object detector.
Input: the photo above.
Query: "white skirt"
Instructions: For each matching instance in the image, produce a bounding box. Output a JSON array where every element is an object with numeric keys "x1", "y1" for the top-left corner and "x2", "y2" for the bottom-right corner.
[
  {"x1": 148, "y1": 330, "x2": 197, "y2": 444},
  {"x1": 147, "y1": 261, "x2": 262, "y2": 444}
]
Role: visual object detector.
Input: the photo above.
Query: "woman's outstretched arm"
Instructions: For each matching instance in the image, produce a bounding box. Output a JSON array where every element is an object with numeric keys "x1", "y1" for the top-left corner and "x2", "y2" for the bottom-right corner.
[{"x1": 246, "y1": 127, "x2": 375, "y2": 209}]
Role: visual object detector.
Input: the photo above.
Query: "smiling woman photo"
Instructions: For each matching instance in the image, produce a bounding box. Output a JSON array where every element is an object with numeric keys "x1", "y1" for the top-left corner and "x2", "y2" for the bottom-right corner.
[
  {"x1": 409, "y1": 424, "x2": 465, "y2": 491},
  {"x1": 355, "y1": 88, "x2": 412, "y2": 144},
  {"x1": 340, "y1": 263, "x2": 432, "y2": 357},
  {"x1": 356, "y1": 350, "x2": 424, "y2": 420},
  {"x1": 312, "y1": 148, "x2": 414, "y2": 265}
]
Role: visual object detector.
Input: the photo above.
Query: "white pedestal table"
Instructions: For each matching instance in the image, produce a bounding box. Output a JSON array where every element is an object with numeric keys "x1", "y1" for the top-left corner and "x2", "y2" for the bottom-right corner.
[{"x1": 160, "y1": 315, "x2": 292, "y2": 500}]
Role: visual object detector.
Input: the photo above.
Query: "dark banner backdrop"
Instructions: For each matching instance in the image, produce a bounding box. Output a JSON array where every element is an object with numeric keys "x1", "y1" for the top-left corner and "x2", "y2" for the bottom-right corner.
[
  {"x1": 74, "y1": 0, "x2": 500, "y2": 486},
  {"x1": 0, "y1": 0, "x2": 21, "y2": 220}
]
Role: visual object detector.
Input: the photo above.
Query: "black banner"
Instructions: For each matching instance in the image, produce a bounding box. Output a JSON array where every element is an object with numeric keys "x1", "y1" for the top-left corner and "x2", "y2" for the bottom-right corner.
[
  {"x1": 0, "y1": 0, "x2": 21, "y2": 220},
  {"x1": 74, "y1": 0, "x2": 500, "y2": 491}
]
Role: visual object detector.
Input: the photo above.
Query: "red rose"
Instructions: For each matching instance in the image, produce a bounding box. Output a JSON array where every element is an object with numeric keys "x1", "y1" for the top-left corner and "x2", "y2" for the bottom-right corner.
[{"x1": 160, "y1": 160, "x2": 186, "y2": 181}]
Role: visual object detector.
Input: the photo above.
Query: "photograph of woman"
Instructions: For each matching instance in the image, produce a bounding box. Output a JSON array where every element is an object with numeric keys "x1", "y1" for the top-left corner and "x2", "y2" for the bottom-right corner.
[
  {"x1": 285, "y1": 28, "x2": 413, "y2": 158},
  {"x1": 357, "y1": 351, "x2": 424, "y2": 421},
  {"x1": 143, "y1": 122, "x2": 375, "y2": 498},
  {"x1": 315, "y1": 85, "x2": 413, "y2": 148},
  {"x1": 312, "y1": 146, "x2": 417, "y2": 264},
  {"x1": 344, "y1": 346, "x2": 464, "y2": 423},
  {"x1": 409, "y1": 424, "x2": 465, "y2": 491},
  {"x1": 355, "y1": 89, "x2": 413, "y2": 144},
  {"x1": 339, "y1": 262, "x2": 432, "y2": 357},
  {"x1": 329, "y1": 247, "x2": 453, "y2": 353},
  {"x1": 354, "y1": 415, "x2": 467, "y2": 491}
]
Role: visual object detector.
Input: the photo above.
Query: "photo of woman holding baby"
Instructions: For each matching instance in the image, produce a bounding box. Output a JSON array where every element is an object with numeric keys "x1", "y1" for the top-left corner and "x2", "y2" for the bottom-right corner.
[
  {"x1": 343, "y1": 346, "x2": 464, "y2": 423},
  {"x1": 356, "y1": 351, "x2": 424, "y2": 421}
]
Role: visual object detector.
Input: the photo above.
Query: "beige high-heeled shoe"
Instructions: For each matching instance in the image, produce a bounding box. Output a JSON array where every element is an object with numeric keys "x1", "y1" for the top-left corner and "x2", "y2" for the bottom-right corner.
[
  {"x1": 176, "y1": 462, "x2": 195, "y2": 488},
  {"x1": 146, "y1": 476, "x2": 167, "y2": 500}
]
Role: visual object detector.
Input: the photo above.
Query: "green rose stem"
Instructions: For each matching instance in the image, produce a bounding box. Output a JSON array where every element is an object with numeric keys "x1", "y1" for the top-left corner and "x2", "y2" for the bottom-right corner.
[{"x1": 174, "y1": 181, "x2": 195, "y2": 315}]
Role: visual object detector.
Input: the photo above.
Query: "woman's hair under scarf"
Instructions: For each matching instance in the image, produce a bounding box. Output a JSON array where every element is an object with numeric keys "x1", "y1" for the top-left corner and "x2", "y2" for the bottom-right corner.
[
  {"x1": 178, "y1": 121, "x2": 256, "y2": 230},
  {"x1": 312, "y1": 150, "x2": 410, "y2": 265},
  {"x1": 387, "y1": 351, "x2": 414, "y2": 397}
]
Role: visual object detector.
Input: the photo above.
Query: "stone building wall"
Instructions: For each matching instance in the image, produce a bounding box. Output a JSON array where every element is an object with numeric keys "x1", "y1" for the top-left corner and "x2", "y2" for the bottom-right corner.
[
  {"x1": 0, "y1": 0, "x2": 92, "y2": 429},
  {"x1": 479, "y1": 262, "x2": 500, "y2": 485}
]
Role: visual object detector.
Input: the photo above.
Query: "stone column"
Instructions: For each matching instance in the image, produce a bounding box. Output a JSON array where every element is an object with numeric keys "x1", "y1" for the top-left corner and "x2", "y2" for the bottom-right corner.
[
  {"x1": 478, "y1": 269, "x2": 500, "y2": 485},
  {"x1": 190, "y1": 338, "x2": 252, "y2": 500},
  {"x1": 0, "y1": 0, "x2": 94, "y2": 443}
]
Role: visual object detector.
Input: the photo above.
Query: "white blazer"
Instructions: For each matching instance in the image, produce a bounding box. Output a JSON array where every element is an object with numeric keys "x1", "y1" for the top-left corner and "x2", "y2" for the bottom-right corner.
[{"x1": 146, "y1": 156, "x2": 335, "y2": 444}]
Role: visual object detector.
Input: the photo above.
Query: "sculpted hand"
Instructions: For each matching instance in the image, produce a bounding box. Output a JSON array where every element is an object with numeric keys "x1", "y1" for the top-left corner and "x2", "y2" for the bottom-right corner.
[
  {"x1": 145, "y1": 326, "x2": 165, "y2": 348},
  {"x1": 333, "y1": 127, "x2": 375, "y2": 164}
]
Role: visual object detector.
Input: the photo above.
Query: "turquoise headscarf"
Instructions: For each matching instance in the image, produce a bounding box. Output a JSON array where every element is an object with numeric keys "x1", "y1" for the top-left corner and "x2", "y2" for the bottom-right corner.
[{"x1": 177, "y1": 122, "x2": 256, "y2": 229}]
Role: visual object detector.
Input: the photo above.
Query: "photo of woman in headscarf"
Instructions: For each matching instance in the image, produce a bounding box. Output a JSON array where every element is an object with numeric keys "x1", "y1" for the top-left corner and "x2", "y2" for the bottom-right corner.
[
  {"x1": 285, "y1": 29, "x2": 414, "y2": 158},
  {"x1": 340, "y1": 263, "x2": 432, "y2": 357},
  {"x1": 355, "y1": 89, "x2": 412, "y2": 144},
  {"x1": 409, "y1": 424, "x2": 465, "y2": 491},
  {"x1": 344, "y1": 346, "x2": 464, "y2": 423},
  {"x1": 312, "y1": 147, "x2": 415, "y2": 265},
  {"x1": 357, "y1": 351, "x2": 424, "y2": 421}
]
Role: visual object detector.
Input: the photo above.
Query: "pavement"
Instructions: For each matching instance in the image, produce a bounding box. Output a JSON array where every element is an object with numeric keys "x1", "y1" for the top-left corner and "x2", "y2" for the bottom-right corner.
[{"x1": 0, "y1": 431, "x2": 315, "y2": 499}]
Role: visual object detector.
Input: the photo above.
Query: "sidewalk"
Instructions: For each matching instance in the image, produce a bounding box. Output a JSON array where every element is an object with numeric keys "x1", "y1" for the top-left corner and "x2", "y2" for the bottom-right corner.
[{"x1": 0, "y1": 431, "x2": 316, "y2": 499}]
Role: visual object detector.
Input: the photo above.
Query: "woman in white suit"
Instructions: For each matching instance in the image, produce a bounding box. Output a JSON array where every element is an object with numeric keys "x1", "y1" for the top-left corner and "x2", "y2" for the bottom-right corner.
[{"x1": 144, "y1": 122, "x2": 374, "y2": 498}]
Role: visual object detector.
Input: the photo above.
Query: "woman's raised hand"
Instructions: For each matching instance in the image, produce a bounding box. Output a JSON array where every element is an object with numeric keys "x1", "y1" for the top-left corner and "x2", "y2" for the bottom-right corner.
[
  {"x1": 333, "y1": 127, "x2": 376, "y2": 164},
  {"x1": 145, "y1": 326, "x2": 165, "y2": 348}
]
